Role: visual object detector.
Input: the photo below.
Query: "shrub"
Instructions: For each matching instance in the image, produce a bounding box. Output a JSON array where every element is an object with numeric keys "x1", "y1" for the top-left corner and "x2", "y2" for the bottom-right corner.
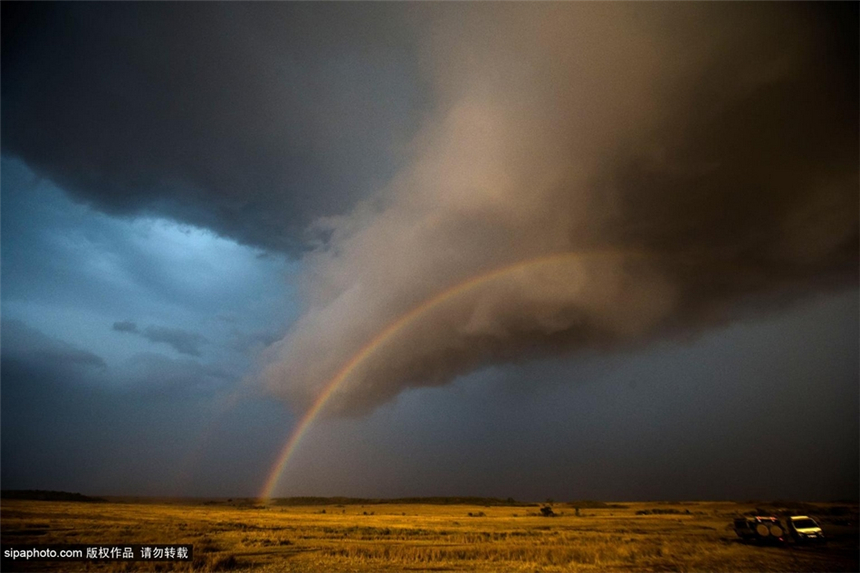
[{"x1": 540, "y1": 506, "x2": 555, "y2": 517}]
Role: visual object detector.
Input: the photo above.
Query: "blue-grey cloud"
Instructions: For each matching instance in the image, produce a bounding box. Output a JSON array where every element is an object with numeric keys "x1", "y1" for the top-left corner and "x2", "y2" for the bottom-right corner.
[
  {"x1": 1, "y1": 320, "x2": 281, "y2": 496},
  {"x1": 110, "y1": 317, "x2": 209, "y2": 357},
  {"x1": 119, "y1": 352, "x2": 230, "y2": 396},
  {"x1": 3, "y1": 319, "x2": 230, "y2": 397},
  {"x1": 141, "y1": 326, "x2": 207, "y2": 357},
  {"x1": 112, "y1": 320, "x2": 139, "y2": 333},
  {"x1": 113, "y1": 321, "x2": 208, "y2": 356},
  {"x1": 2, "y1": 157, "x2": 296, "y2": 332},
  {"x1": 2, "y1": 319, "x2": 106, "y2": 370},
  {"x1": 229, "y1": 328, "x2": 282, "y2": 354}
]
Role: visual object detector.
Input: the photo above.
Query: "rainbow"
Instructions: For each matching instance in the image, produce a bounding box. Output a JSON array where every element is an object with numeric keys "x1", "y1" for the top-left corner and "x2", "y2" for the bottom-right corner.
[{"x1": 258, "y1": 250, "x2": 630, "y2": 500}]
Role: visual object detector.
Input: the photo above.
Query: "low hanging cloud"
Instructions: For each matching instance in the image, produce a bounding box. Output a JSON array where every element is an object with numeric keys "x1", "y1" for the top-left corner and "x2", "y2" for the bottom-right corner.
[
  {"x1": 259, "y1": 4, "x2": 858, "y2": 415},
  {"x1": 113, "y1": 321, "x2": 208, "y2": 357},
  {"x1": 119, "y1": 353, "x2": 231, "y2": 396},
  {"x1": 4, "y1": 319, "x2": 107, "y2": 370},
  {"x1": 112, "y1": 320, "x2": 139, "y2": 334}
]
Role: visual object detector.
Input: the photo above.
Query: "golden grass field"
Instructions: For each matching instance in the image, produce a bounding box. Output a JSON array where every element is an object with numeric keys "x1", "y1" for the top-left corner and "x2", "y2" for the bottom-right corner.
[{"x1": 2, "y1": 498, "x2": 857, "y2": 572}]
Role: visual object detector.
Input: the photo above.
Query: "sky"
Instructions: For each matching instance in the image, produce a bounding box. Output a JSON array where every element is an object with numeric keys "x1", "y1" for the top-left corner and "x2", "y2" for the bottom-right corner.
[{"x1": 1, "y1": 2, "x2": 858, "y2": 502}]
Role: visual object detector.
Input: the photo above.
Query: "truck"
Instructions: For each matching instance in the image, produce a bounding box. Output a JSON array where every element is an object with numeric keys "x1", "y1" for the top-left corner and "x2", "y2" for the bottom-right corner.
[{"x1": 733, "y1": 516, "x2": 785, "y2": 543}]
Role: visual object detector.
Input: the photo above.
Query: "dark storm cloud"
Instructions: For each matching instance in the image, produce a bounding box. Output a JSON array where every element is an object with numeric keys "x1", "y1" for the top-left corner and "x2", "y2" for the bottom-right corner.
[
  {"x1": 2, "y1": 2, "x2": 856, "y2": 420},
  {"x1": 267, "y1": 291, "x2": 857, "y2": 501},
  {"x1": 1, "y1": 2, "x2": 427, "y2": 253},
  {"x1": 260, "y1": 3, "x2": 858, "y2": 415}
]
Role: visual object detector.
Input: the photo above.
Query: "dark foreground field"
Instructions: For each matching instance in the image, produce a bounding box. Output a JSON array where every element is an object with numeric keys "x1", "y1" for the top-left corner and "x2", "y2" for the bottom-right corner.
[{"x1": 2, "y1": 497, "x2": 857, "y2": 572}]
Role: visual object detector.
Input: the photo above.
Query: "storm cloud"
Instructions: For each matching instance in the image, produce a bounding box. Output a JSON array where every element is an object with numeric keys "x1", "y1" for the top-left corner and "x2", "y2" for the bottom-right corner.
[
  {"x1": 113, "y1": 321, "x2": 208, "y2": 356},
  {"x1": 259, "y1": 3, "x2": 858, "y2": 415},
  {"x1": 3, "y1": 319, "x2": 107, "y2": 371},
  {"x1": 112, "y1": 320, "x2": 139, "y2": 334},
  {"x1": 1, "y1": 2, "x2": 857, "y2": 502},
  {"x1": 3, "y1": 2, "x2": 856, "y2": 419},
  {"x1": 2, "y1": 2, "x2": 426, "y2": 253},
  {"x1": 141, "y1": 326, "x2": 207, "y2": 357}
]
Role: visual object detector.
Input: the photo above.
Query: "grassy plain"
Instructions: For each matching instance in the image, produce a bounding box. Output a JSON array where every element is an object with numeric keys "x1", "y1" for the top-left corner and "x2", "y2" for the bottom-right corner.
[{"x1": 2, "y1": 498, "x2": 857, "y2": 572}]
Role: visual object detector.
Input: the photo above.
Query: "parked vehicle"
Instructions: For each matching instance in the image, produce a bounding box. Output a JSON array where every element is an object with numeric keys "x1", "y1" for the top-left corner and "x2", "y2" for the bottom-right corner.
[
  {"x1": 733, "y1": 516, "x2": 785, "y2": 543},
  {"x1": 786, "y1": 515, "x2": 825, "y2": 543}
]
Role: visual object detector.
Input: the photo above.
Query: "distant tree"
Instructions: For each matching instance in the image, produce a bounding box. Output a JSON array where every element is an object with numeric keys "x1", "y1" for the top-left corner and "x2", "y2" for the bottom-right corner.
[{"x1": 540, "y1": 506, "x2": 555, "y2": 517}]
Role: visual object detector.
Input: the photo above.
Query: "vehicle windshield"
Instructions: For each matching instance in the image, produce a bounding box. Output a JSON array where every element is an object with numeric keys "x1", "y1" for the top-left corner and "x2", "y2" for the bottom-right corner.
[{"x1": 792, "y1": 519, "x2": 818, "y2": 529}]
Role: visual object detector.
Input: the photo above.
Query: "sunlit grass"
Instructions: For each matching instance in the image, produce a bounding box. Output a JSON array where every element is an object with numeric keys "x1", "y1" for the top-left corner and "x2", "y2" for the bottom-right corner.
[{"x1": 2, "y1": 499, "x2": 856, "y2": 572}]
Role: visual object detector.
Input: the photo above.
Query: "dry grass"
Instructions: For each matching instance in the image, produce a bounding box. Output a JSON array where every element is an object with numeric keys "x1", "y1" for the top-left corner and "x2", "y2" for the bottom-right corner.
[{"x1": 1, "y1": 499, "x2": 856, "y2": 572}]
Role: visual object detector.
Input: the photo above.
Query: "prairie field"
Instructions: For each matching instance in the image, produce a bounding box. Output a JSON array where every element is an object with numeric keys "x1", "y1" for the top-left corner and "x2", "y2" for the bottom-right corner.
[{"x1": 1, "y1": 498, "x2": 857, "y2": 573}]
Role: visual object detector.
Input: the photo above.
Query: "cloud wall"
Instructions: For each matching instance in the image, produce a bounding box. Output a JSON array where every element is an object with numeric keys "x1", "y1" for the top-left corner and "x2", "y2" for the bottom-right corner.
[
  {"x1": 246, "y1": 5, "x2": 856, "y2": 413},
  {"x1": 263, "y1": 4, "x2": 858, "y2": 413}
]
